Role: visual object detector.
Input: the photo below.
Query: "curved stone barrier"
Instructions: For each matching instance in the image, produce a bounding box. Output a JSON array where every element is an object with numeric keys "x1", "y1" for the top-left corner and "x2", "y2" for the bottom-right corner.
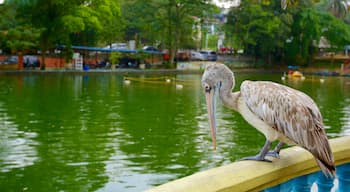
[{"x1": 146, "y1": 136, "x2": 350, "y2": 192}]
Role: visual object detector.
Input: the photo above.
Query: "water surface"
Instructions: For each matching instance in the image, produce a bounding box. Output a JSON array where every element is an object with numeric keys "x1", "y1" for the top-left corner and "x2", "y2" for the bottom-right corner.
[{"x1": 0, "y1": 73, "x2": 349, "y2": 191}]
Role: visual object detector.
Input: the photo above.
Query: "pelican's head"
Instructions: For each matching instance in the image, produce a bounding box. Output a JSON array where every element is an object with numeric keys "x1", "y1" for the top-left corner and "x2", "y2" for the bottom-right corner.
[{"x1": 201, "y1": 63, "x2": 234, "y2": 150}]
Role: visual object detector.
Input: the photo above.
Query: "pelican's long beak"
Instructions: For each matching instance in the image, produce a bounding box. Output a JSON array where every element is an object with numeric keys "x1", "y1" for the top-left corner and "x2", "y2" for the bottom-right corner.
[{"x1": 205, "y1": 87, "x2": 217, "y2": 150}]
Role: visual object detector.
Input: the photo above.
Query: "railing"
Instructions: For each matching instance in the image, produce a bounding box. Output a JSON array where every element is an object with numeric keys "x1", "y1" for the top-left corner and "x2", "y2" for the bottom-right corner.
[
  {"x1": 146, "y1": 136, "x2": 350, "y2": 192},
  {"x1": 264, "y1": 163, "x2": 350, "y2": 192}
]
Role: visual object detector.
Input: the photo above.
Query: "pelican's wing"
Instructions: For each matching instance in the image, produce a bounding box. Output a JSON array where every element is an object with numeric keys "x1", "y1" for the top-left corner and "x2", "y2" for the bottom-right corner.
[{"x1": 240, "y1": 80, "x2": 335, "y2": 176}]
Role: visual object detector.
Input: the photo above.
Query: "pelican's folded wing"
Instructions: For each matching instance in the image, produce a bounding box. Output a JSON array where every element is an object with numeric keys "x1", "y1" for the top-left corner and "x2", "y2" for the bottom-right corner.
[{"x1": 240, "y1": 80, "x2": 335, "y2": 177}]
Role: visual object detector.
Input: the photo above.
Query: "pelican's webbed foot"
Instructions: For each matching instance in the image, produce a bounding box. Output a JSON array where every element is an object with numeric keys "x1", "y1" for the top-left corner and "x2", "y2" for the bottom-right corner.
[
  {"x1": 240, "y1": 155, "x2": 272, "y2": 162},
  {"x1": 265, "y1": 151, "x2": 280, "y2": 159},
  {"x1": 265, "y1": 142, "x2": 284, "y2": 159},
  {"x1": 240, "y1": 140, "x2": 273, "y2": 162}
]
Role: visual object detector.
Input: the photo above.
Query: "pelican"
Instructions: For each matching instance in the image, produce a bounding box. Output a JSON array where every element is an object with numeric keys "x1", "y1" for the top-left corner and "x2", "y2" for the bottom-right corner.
[{"x1": 202, "y1": 63, "x2": 335, "y2": 177}]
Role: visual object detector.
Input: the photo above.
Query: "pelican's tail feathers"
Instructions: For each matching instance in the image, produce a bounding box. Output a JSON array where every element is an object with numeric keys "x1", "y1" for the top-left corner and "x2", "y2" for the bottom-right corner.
[{"x1": 315, "y1": 158, "x2": 336, "y2": 178}]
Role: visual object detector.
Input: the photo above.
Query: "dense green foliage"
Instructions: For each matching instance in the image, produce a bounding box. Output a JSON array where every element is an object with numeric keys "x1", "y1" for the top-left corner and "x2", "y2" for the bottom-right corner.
[
  {"x1": 225, "y1": 0, "x2": 350, "y2": 65},
  {"x1": 1, "y1": 0, "x2": 350, "y2": 67},
  {"x1": 120, "y1": 0, "x2": 216, "y2": 63},
  {"x1": 0, "y1": 0, "x2": 122, "y2": 68},
  {"x1": 0, "y1": 2, "x2": 40, "y2": 54},
  {"x1": 0, "y1": 0, "x2": 215, "y2": 66}
]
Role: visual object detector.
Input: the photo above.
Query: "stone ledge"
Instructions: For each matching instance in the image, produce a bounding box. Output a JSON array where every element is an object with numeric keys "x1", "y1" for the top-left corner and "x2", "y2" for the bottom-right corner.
[{"x1": 146, "y1": 136, "x2": 350, "y2": 192}]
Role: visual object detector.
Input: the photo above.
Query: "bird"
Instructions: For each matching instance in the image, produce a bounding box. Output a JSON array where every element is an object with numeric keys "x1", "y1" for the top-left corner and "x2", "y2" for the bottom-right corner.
[
  {"x1": 201, "y1": 63, "x2": 335, "y2": 177},
  {"x1": 123, "y1": 77, "x2": 131, "y2": 85},
  {"x1": 176, "y1": 84, "x2": 183, "y2": 89}
]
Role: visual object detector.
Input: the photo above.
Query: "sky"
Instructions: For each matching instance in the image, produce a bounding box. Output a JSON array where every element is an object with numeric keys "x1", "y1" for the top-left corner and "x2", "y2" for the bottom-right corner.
[
  {"x1": 213, "y1": 0, "x2": 239, "y2": 8},
  {"x1": 0, "y1": 0, "x2": 4, "y2": 4}
]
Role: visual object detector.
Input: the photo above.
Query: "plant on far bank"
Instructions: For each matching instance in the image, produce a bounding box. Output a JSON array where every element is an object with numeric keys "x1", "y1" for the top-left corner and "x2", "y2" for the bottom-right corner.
[
  {"x1": 162, "y1": 61, "x2": 176, "y2": 69},
  {"x1": 109, "y1": 52, "x2": 122, "y2": 65},
  {"x1": 135, "y1": 52, "x2": 148, "y2": 63},
  {"x1": 62, "y1": 47, "x2": 74, "y2": 63}
]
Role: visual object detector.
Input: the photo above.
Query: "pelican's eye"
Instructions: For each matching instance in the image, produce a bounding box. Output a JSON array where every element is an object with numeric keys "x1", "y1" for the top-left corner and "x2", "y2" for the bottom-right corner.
[{"x1": 204, "y1": 83, "x2": 211, "y2": 93}]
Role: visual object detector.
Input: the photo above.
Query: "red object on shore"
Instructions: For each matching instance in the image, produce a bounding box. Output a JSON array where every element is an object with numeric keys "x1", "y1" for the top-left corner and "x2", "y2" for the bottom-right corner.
[
  {"x1": 163, "y1": 53, "x2": 170, "y2": 61},
  {"x1": 18, "y1": 53, "x2": 23, "y2": 70}
]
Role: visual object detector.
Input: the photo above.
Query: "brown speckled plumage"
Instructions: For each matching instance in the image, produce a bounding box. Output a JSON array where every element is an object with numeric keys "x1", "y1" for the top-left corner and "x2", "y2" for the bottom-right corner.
[{"x1": 202, "y1": 63, "x2": 335, "y2": 177}]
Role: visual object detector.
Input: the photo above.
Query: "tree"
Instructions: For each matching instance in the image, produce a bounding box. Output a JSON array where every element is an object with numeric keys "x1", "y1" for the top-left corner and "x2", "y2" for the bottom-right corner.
[
  {"x1": 225, "y1": 0, "x2": 350, "y2": 65},
  {"x1": 121, "y1": 0, "x2": 216, "y2": 64},
  {"x1": 120, "y1": 0, "x2": 161, "y2": 46},
  {"x1": 97, "y1": 0, "x2": 123, "y2": 47},
  {"x1": 11, "y1": 0, "x2": 122, "y2": 69},
  {"x1": 319, "y1": 11, "x2": 350, "y2": 49},
  {"x1": 286, "y1": 4, "x2": 350, "y2": 65},
  {"x1": 159, "y1": 0, "x2": 218, "y2": 64},
  {"x1": 286, "y1": 8, "x2": 322, "y2": 65},
  {"x1": 70, "y1": 0, "x2": 123, "y2": 47},
  {"x1": 10, "y1": 0, "x2": 89, "y2": 69},
  {"x1": 0, "y1": 1, "x2": 40, "y2": 69},
  {"x1": 226, "y1": 0, "x2": 290, "y2": 64}
]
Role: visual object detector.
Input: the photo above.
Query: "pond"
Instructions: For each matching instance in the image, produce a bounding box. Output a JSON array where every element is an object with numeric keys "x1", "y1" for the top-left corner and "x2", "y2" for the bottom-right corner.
[{"x1": 0, "y1": 72, "x2": 349, "y2": 192}]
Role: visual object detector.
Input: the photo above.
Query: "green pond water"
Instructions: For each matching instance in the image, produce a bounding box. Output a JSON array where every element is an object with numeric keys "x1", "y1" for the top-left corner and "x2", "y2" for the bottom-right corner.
[{"x1": 0, "y1": 72, "x2": 349, "y2": 192}]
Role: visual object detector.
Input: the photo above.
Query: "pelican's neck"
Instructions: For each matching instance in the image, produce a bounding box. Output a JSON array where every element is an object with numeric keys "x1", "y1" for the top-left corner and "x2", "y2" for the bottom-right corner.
[{"x1": 219, "y1": 79, "x2": 240, "y2": 111}]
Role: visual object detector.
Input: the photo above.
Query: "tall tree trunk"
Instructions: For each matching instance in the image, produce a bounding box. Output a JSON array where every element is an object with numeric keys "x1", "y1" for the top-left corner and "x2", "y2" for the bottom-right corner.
[
  {"x1": 168, "y1": 2, "x2": 175, "y2": 65},
  {"x1": 18, "y1": 52, "x2": 23, "y2": 70},
  {"x1": 40, "y1": 41, "x2": 47, "y2": 70},
  {"x1": 40, "y1": 53, "x2": 46, "y2": 70},
  {"x1": 39, "y1": 30, "x2": 51, "y2": 70}
]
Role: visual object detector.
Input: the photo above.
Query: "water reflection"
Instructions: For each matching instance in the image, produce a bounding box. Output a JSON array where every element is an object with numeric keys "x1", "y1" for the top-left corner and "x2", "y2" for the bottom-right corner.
[
  {"x1": 0, "y1": 73, "x2": 348, "y2": 192},
  {"x1": 0, "y1": 102, "x2": 38, "y2": 172},
  {"x1": 114, "y1": 80, "x2": 204, "y2": 187}
]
